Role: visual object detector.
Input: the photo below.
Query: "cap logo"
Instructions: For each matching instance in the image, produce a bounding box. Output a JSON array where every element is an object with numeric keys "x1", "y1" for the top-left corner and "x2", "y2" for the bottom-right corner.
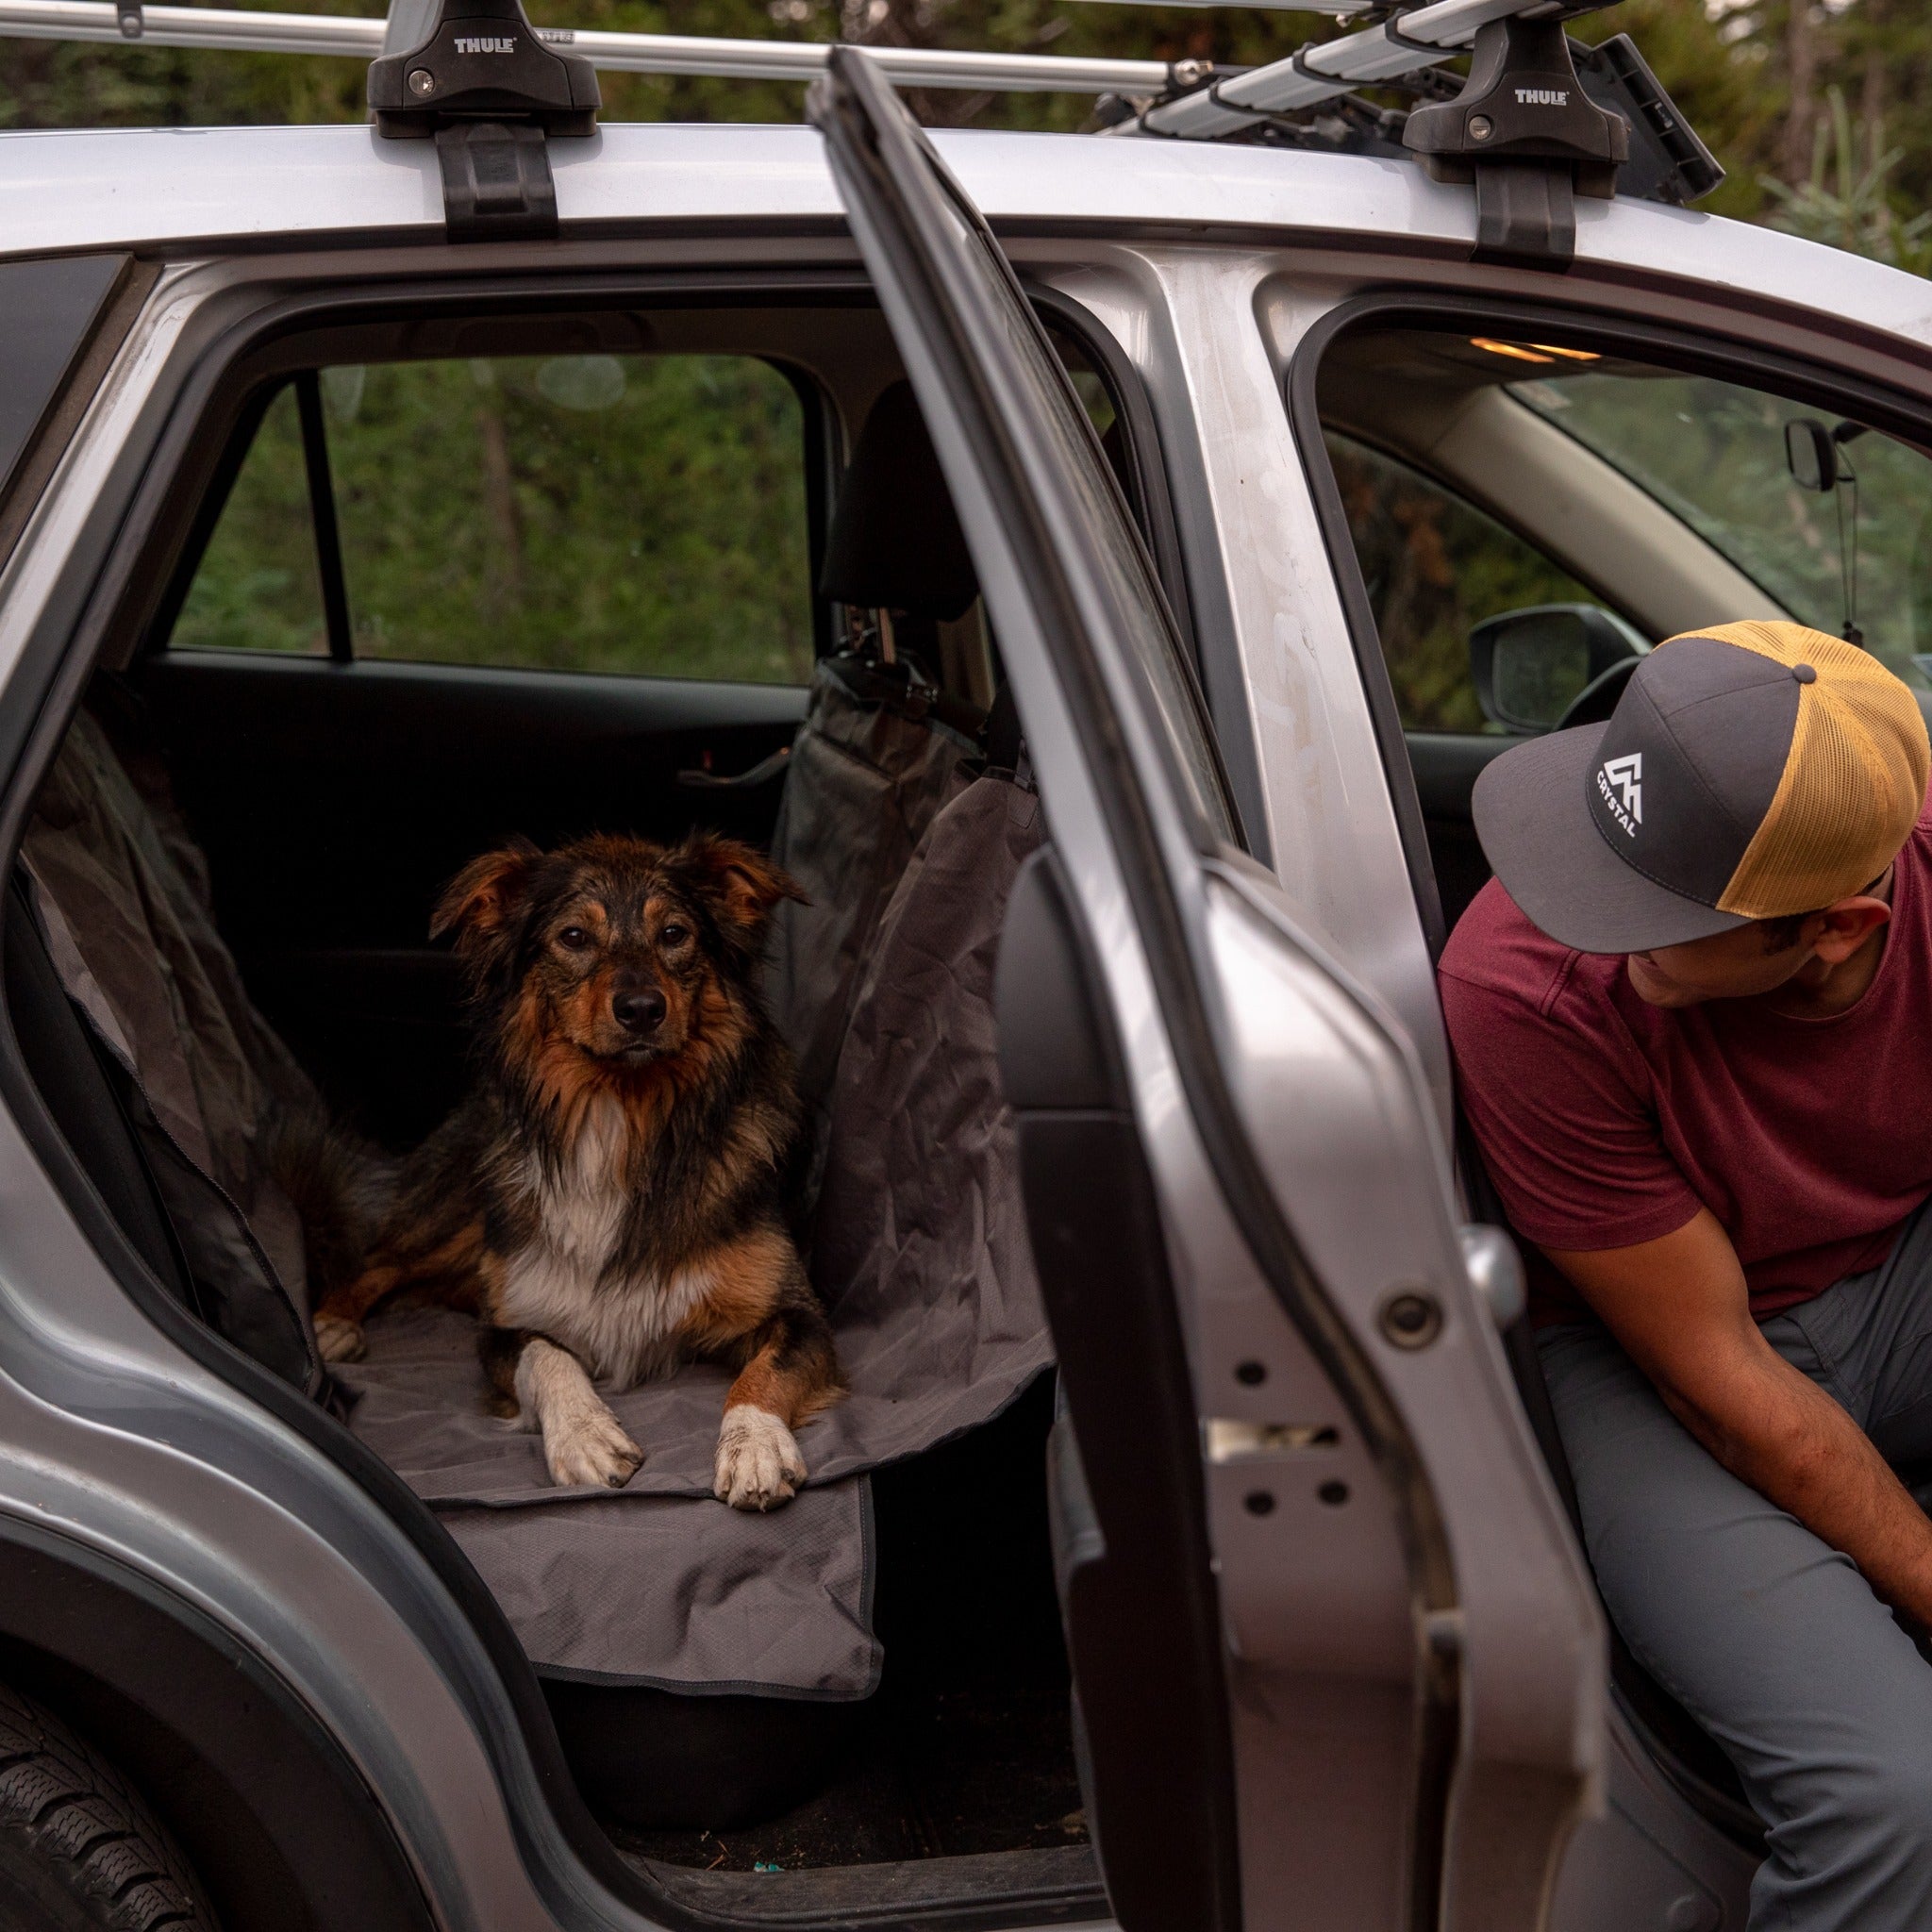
[{"x1": 1597, "y1": 752, "x2": 1642, "y2": 835}]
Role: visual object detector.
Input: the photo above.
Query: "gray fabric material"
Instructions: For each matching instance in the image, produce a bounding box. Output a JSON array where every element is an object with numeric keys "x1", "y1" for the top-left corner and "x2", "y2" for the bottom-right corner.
[
  {"x1": 25, "y1": 709, "x2": 321, "y2": 1390},
  {"x1": 1540, "y1": 1199, "x2": 1932, "y2": 1931},
  {"x1": 441, "y1": 1481, "x2": 879, "y2": 1696},
  {"x1": 811, "y1": 767, "x2": 1046, "y2": 1353},
  {"x1": 767, "y1": 658, "x2": 973, "y2": 1132},
  {"x1": 336, "y1": 768, "x2": 1052, "y2": 1691},
  {"x1": 26, "y1": 700, "x2": 1047, "y2": 1696}
]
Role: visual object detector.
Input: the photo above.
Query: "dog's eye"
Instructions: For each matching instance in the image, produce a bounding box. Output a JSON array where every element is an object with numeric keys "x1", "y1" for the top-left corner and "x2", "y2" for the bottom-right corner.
[
  {"x1": 659, "y1": 923, "x2": 690, "y2": 948},
  {"x1": 557, "y1": 926, "x2": 592, "y2": 951}
]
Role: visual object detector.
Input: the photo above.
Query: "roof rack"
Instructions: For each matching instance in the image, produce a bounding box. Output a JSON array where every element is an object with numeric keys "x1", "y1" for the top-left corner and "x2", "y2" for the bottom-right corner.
[
  {"x1": 0, "y1": 0, "x2": 1174, "y2": 92},
  {"x1": 0, "y1": 0, "x2": 1721, "y2": 258}
]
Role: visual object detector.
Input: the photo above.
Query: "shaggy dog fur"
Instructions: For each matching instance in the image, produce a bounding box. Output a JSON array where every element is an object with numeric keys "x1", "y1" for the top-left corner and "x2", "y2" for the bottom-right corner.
[{"x1": 309, "y1": 831, "x2": 842, "y2": 1508}]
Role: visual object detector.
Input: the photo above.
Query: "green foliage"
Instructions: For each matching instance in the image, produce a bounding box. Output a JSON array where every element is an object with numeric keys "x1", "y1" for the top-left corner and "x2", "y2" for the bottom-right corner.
[
  {"x1": 176, "y1": 385, "x2": 330, "y2": 654},
  {"x1": 1324, "y1": 433, "x2": 1595, "y2": 733},
  {"x1": 1514, "y1": 370, "x2": 1932, "y2": 684},
  {"x1": 1759, "y1": 85, "x2": 1932, "y2": 272},
  {"x1": 178, "y1": 355, "x2": 813, "y2": 682}
]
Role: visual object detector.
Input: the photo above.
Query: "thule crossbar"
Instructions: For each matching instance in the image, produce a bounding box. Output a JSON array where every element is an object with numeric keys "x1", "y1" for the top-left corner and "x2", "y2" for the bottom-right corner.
[{"x1": 0, "y1": 0, "x2": 1174, "y2": 93}]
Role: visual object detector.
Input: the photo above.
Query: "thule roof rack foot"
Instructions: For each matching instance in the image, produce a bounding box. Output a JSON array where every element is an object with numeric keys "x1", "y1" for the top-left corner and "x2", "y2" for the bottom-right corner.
[
  {"x1": 368, "y1": 0, "x2": 598, "y2": 240},
  {"x1": 1403, "y1": 14, "x2": 1627, "y2": 268}
]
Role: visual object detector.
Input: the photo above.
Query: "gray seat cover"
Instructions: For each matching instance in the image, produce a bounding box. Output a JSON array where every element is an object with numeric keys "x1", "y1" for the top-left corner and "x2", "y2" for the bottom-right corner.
[
  {"x1": 25, "y1": 709, "x2": 321, "y2": 1391},
  {"x1": 31, "y1": 705, "x2": 1048, "y2": 1698},
  {"x1": 766, "y1": 657, "x2": 973, "y2": 1128},
  {"x1": 340, "y1": 766, "x2": 1051, "y2": 1693}
]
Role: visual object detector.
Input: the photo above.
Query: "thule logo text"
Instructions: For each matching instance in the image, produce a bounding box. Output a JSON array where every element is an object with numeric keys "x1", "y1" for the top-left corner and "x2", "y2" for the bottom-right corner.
[
  {"x1": 454, "y1": 35, "x2": 515, "y2": 52},
  {"x1": 1597, "y1": 753, "x2": 1643, "y2": 836},
  {"x1": 1514, "y1": 87, "x2": 1569, "y2": 106}
]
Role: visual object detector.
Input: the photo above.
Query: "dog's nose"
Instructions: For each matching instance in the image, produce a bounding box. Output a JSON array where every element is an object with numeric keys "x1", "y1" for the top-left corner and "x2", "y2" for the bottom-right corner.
[{"x1": 612, "y1": 987, "x2": 667, "y2": 1034}]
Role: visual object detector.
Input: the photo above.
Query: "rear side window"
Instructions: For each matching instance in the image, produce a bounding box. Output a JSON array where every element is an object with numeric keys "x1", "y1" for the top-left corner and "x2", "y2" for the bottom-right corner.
[{"x1": 174, "y1": 354, "x2": 815, "y2": 684}]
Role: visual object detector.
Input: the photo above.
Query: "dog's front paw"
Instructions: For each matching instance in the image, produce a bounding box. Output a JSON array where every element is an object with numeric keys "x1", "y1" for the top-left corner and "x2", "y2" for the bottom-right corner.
[
  {"x1": 543, "y1": 1404, "x2": 643, "y2": 1490},
  {"x1": 314, "y1": 1312, "x2": 366, "y2": 1363},
  {"x1": 714, "y1": 1406, "x2": 807, "y2": 1511}
]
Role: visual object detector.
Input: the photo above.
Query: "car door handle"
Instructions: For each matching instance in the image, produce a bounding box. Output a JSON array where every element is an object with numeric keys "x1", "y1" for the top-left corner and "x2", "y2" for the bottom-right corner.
[{"x1": 675, "y1": 745, "x2": 791, "y2": 790}]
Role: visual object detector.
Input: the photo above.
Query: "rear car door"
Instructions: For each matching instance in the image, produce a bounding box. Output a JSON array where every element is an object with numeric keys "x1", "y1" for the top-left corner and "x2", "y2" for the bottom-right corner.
[{"x1": 810, "y1": 50, "x2": 1607, "y2": 1932}]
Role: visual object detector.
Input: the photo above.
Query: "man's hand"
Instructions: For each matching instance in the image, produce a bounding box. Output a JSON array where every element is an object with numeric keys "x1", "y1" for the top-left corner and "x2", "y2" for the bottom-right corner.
[{"x1": 1547, "y1": 1209, "x2": 1932, "y2": 1628}]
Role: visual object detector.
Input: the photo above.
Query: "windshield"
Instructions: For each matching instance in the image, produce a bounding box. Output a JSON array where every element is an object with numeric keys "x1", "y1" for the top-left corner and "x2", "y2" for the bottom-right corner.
[{"x1": 1510, "y1": 369, "x2": 1932, "y2": 688}]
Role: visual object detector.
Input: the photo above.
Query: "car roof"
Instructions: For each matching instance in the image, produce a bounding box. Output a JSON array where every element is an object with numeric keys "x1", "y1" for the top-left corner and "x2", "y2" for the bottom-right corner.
[{"x1": 4, "y1": 120, "x2": 1931, "y2": 358}]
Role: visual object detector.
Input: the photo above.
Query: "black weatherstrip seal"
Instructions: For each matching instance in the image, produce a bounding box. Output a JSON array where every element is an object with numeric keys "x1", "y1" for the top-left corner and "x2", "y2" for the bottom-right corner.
[
  {"x1": 1026, "y1": 282, "x2": 1269, "y2": 872},
  {"x1": 809, "y1": 50, "x2": 1459, "y2": 1932},
  {"x1": 1288, "y1": 287, "x2": 1932, "y2": 963}
]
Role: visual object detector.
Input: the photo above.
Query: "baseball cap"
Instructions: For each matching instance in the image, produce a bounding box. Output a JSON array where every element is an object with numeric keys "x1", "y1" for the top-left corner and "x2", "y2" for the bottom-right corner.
[{"x1": 1472, "y1": 620, "x2": 1931, "y2": 956}]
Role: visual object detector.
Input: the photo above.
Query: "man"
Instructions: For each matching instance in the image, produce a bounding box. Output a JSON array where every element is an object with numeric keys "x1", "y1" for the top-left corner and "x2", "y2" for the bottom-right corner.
[{"x1": 1441, "y1": 619, "x2": 1932, "y2": 1929}]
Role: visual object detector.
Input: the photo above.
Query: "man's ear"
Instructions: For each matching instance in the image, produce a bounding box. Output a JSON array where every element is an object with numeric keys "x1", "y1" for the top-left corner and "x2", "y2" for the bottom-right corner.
[
  {"x1": 676, "y1": 834, "x2": 808, "y2": 941},
  {"x1": 1812, "y1": 895, "x2": 1892, "y2": 965},
  {"x1": 431, "y1": 838, "x2": 541, "y2": 968}
]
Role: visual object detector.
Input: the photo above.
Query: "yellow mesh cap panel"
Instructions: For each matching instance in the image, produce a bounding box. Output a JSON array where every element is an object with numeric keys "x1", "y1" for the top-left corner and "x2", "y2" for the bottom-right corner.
[{"x1": 1679, "y1": 622, "x2": 1932, "y2": 917}]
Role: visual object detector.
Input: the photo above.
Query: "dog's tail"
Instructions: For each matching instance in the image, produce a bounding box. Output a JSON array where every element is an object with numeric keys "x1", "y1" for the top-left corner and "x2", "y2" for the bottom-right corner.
[{"x1": 263, "y1": 1104, "x2": 396, "y2": 1308}]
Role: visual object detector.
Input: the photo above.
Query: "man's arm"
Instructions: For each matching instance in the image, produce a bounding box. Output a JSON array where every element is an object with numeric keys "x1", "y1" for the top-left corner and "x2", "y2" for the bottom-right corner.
[{"x1": 1547, "y1": 1208, "x2": 1932, "y2": 1626}]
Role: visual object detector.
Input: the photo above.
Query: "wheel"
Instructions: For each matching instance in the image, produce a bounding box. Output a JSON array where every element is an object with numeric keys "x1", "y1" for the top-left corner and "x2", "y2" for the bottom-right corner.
[{"x1": 0, "y1": 1681, "x2": 217, "y2": 1931}]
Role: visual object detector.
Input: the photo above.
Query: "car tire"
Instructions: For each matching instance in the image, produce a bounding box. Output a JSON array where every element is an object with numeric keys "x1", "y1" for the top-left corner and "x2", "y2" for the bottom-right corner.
[{"x1": 0, "y1": 1681, "x2": 217, "y2": 1931}]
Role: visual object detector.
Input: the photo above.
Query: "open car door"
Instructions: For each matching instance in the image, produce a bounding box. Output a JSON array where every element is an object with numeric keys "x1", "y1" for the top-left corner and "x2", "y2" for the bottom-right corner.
[{"x1": 808, "y1": 49, "x2": 1607, "y2": 1932}]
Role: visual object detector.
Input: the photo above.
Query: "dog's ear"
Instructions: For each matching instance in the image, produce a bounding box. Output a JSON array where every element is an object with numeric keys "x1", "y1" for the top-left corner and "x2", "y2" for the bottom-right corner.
[
  {"x1": 432, "y1": 839, "x2": 541, "y2": 967},
  {"x1": 677, "y1": 835, "x2": 808, "y2": 942}
]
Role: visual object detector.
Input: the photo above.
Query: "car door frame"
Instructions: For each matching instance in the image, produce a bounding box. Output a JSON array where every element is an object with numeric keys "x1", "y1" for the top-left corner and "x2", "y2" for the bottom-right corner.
[
  {"x1": 1289, "y1": 288, "x2": 1932, "y2": 961},
  {"x1": 1290, "y1": 286, "x2": 1932, "y2": 1863},
  {"x1": 808, "y1": 47, "x2": 1608, "y2": 1932}
]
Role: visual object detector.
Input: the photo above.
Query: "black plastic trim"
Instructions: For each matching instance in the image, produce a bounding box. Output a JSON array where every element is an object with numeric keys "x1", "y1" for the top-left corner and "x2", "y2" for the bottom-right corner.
[
  {"x1": 292, "y1": 369, "x2": 353, "y2": 662},
  {"x1": 998, "y1": 849, "x2": 1231, "y2": 1932},
  {"x1": 0, "y1": 258, "x2": 155, "y2": 576},
  {"x1": 1026, "y1": 284, "x2": 1268, "y2": 868}
]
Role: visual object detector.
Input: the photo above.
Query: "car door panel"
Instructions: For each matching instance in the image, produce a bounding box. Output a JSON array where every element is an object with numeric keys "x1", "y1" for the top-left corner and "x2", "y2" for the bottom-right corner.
[
  {"x1": 134, "y1": 647, "x2": 803, "y2": 1142},
  {"x1": 810, "y1": 47, "x2": 1606, "y2": 1932}
]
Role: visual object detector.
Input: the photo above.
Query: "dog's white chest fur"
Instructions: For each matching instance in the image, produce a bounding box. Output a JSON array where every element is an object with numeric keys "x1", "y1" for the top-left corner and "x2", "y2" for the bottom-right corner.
[{"x1": 494, "y1": 1096, "x2": 706, "y2": 1388}]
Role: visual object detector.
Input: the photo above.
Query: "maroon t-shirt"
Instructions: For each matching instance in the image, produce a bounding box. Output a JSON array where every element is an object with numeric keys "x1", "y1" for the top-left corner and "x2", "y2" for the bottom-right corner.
[{"x1": 1440, "y1": 794, "x2": 1932, "y2": 1324}]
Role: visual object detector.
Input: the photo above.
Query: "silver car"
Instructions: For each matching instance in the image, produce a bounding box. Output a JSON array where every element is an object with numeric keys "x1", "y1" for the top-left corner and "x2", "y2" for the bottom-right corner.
[{"x1": 0, "y1": 9, "x2": 1924, "y2": 1929}]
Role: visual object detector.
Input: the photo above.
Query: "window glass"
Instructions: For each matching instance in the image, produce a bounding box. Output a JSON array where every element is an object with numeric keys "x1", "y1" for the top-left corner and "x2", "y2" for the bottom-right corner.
[
  {"x1": 173, "y1": 382, "x2": 327, "y2": 655},
  {"x1": 175, "y1": 354, "x2": 815, "y2": 684},
  {"x1": 1324, "y1": 431, "x2": 1597, "y2": 733},
  {"x1": 1511, "y1": 371, "x2": 1932, "y2": 688}
]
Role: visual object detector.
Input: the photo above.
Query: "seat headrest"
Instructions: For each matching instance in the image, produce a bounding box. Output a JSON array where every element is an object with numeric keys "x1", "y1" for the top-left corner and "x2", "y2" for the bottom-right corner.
[{"x1": 819, "y1": 382, "x2": 978, "y2": 623}]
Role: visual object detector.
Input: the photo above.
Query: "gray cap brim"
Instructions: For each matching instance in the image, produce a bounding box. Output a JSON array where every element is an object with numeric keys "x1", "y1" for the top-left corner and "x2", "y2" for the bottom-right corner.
[{"x1": 1471, "y1": 724, "x2": 1754, "y2": 955}]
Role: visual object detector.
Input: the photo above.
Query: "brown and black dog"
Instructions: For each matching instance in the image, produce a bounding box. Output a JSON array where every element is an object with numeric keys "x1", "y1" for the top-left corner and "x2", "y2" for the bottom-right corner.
[{"x1": 310, "y1": 831, "x2": 842, "y2": 1509}]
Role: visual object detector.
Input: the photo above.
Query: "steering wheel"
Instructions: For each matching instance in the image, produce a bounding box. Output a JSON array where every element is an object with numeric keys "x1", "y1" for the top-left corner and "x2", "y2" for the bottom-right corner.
[{"x1": 1556, "y1": 656, "x2": 1641, "y2": 732}]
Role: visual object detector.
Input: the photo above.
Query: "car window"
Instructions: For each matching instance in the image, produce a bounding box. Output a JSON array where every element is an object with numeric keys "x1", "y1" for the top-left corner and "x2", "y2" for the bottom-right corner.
[
  {"x1": 1323, "y1": 431, "x2": 1598, "y2": 733},
  {"x1": 174, "y1": 381, "x2": 329, "y2": 657},
  {"x1": 1511, "y1": 370, "x2": 1932, "y2": 689},
  {"x1": 174, "y1": 354, "x2": 814, "y2": 684}
]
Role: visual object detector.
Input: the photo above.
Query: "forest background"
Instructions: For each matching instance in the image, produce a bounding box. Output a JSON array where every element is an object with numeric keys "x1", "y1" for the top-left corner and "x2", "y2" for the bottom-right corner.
[
  {"x1": 7, "y1": 0, "x2": 1925, "y2": 693},
  {"x1": 3, "y1": 0, "x2": 1928, "y2": 271}
]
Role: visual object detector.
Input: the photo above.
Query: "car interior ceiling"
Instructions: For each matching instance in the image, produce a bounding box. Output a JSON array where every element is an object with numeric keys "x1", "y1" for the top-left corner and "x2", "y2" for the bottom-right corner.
[{"x1": 0, "y1": 296, "x2": 1160, "y2": 1912}]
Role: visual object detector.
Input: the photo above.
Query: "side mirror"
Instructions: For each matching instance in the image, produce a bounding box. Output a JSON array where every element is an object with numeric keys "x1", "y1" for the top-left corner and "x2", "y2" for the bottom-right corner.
[
  {"x1": 1785, "y1": 418, "x2": 1839, "y2": 493},
  {"x1": 1470, "y1": 604, "x2": 1651, "y2": 735}
]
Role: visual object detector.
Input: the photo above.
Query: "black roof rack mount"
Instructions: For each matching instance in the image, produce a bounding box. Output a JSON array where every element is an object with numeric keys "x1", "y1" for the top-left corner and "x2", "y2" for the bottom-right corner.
[
  {"x1": 367, "y1": 0, "x2": 600, "y2": 241},
  {"x1": 0, "y1": 0, "x2": 1728, "y2": 238},
  {"x1": 1402, "y1": 15, "x2": 1627, "y2": 267}
]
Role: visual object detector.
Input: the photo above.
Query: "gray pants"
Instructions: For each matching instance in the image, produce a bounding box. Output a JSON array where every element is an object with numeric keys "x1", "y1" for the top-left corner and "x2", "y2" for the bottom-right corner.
[{"x1": 1540, "y1": 1202, "x2": 1932, "y2": 1932}]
